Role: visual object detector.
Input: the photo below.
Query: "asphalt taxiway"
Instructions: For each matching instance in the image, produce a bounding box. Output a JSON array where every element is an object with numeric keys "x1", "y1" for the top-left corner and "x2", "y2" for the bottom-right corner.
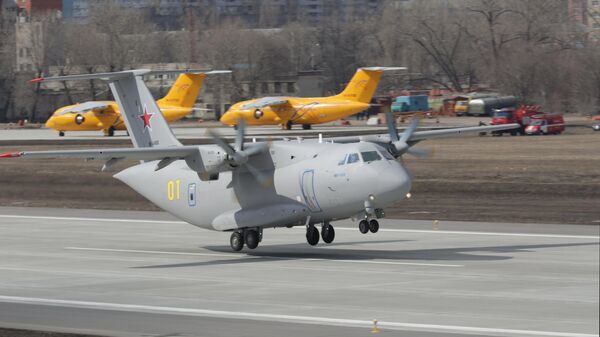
[{"x1": 0, "y1": 207, "x2": 598, "y2": 337}]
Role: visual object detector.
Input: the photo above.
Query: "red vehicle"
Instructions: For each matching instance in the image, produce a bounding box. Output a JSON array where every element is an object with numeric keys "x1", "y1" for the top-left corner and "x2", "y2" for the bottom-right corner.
[
  {"x1": 490, "y1": 105, "x2": 541, "y2": 135},
  {"x1": 525, "y1": 114, "x2": 565, "y2": 135}
]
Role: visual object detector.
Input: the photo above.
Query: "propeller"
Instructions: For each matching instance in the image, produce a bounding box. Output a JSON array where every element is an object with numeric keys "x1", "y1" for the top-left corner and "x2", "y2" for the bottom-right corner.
[
  {"x1": 206, "y1": 119, "x2": 272, "y2": 185},
  {"x1": 385, "y1": 112, "x2": 431, "y2": 158}
]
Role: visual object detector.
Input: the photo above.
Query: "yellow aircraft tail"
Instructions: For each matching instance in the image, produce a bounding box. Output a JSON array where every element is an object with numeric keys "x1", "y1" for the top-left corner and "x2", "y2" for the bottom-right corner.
[
  {"x1": 157, "y1": 73, "x2": 205, "y2": 108},
  {"x1": 334, "y1": 67, "x2": 404, "y2": 104}
]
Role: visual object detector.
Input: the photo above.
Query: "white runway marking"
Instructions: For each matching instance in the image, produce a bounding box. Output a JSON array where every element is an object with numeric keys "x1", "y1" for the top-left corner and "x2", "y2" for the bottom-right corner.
[
  {"x1": 1, "y1": 214, "x2": 598, "y2": 239},
  {"x1": 65, "y1": 247, "x2": 463, "y2": 268},
  {"x1": 0, "y1": 295, "x2": 595, "y2": 337}
]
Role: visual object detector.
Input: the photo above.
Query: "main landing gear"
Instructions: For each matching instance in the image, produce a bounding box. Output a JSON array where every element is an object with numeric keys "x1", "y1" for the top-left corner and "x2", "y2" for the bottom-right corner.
[
  {"x1": 306, "y1": 222, "x2": 335, "y2": 246},
  {"x1": 229, "y1": 228, "x2": 262, "y2": 251},
  {"x1": 359, "y1": 219, "x2": 379, "y2": 234}
]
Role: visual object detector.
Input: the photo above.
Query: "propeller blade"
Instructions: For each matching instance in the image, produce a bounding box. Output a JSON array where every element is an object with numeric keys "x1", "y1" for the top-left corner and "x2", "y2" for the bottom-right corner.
[
  {"x1": 406, "y1": 147, "x2": 432, "y2": 158},
  {"x1": 385, "y1": 112, "x2": 399, "y2": 142},
  {"x1": 244, "y1": 161, "x2": 273, "y2": 187},
  {"x1": 206, "y1": 129, "x2": 236, "y2": 157},
  {"x1": 399, "y1": 118, "x2": 419, "y2": 143},
  {"x1": 241, "y1": 142, "x2": 269, "y2": 157},
  {"x1": 235, "y1": 118, "x2": 245, "y2": 152}
]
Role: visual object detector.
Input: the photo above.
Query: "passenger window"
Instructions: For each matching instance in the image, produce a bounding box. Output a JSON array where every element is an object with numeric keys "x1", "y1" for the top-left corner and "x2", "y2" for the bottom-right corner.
[
  {"x1": 338, "y1": 154, "x2": 347, "y2": 166},
  {"x1": 361, "y1": 151, "x2": 382, "y2": 163},
  {"x1": 347, "y1": 153, "x2": 360, "y2": 164}
]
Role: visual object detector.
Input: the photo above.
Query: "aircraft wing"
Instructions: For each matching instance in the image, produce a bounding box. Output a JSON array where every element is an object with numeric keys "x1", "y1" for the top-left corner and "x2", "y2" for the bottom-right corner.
[
  {"x1": 57, "y1": 101, "x2": 110, "y2": 115},
  {"x1": 241, "y1": 97, "x2": 289, "y2": 109},
  {"x1": 0, "y1": 146, "x2": 198, "y2": 160},
  {"x1": 330, "y1": 123, "x2": 521, "y2": 144}
]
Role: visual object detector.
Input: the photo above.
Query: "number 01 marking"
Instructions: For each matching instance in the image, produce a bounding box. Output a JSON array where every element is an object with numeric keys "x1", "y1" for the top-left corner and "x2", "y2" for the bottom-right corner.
[{"x1": 167, "y1": 179, "x2": 181, "y2": 201}]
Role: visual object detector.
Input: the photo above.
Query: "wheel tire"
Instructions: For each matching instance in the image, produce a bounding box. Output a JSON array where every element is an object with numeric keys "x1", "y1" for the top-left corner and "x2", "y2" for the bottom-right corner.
[
  {"x1": 359, "y1": 220, "x2": 369, "y2": 234},
  {"x1": 245, "y1": 230, "x2": 259, "y2": 249},
  {"x1": 230, "y1": 232, "x2": 244, "y2": 251},
  {"x1": 302, "y1": 124, "x2": 311, "y2": 130},
  {"x1": 58, "y1": 131, "x2": 65, "y2": 137},
  {"x1": 107, "y1": 127, "x2": 115, "y2": 137},
  {"x1": 369, "y1": 219, "x2": 379, "y2": 233},
  {"x1": 306, "y1": 226, "x2": 319, "y2": 246},
  {"x1": 321, "y1": 224, "x2": 335, "y2": 244},
  {"x1": 285, "y1": 121, "x2": 292, "y2": 130}
]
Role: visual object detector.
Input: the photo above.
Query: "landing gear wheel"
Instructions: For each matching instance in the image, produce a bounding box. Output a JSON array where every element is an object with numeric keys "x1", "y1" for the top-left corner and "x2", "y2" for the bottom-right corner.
[
  {"x1": 302, "y1": 124, "x2": 312, "y2": 130},
  {"x1": 285, "y1": 121, "x2": 292, "y2": 130},
  {"x1": 245, "y1": 229, "x2": 259, "y2": 250},
  {"x1": 58, "y1": 131, "x2": 65, "y2": 137},
  {"x1": 321, "y1": 223, "x2": 335, "y2": 244},
  {"x1": 359, "y1": 220, "x2": 369, "y2": 234},
  {"x1": 306, "y1": 226, "x2": 319, "y2": 246},
  {"x1": 230, "y1": 232, "x2": 244, "y2": 251},
  {"x1": 369, "y1": 219, "x2": 379, "y2": 233},
  {"x1": 107, "y1": 127, "x2": 115, "y2": 137}
]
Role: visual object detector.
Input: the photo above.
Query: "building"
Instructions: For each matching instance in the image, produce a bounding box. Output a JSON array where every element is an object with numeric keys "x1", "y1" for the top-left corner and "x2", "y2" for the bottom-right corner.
[
  {"x1": 13, "y1": 0, "x2": 62, "y2": 16},
  {"x1": 569, "y1": 0, "x2": 600, "y2": 39}
]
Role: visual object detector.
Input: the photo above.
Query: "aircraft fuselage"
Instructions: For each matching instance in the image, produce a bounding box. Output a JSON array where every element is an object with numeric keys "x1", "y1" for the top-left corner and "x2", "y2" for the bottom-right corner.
[{"x1": 115, "y1": 141, "x2": 411, "y2": 231}]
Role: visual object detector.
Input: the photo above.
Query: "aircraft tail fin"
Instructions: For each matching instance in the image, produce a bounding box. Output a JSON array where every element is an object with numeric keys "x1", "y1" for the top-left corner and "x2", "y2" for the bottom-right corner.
[
  {"x1": 31, "y1": 69, "x2": 209, "y2": 148},
  {"x1": 157, "y1": 73, "x2": 205, "y2": 108},
  {"x1": 335, "y1": 67, "x2": 406, "y2": 104}
]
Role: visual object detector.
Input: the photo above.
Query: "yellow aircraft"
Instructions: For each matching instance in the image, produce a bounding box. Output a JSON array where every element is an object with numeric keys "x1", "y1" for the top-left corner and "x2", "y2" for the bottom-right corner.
[
  {"x1": 45, "y1": 71, "x2": 221, "y2": 136},
  {"x1": 220, "y1": 67, "x2": 404, "y2": 130}
]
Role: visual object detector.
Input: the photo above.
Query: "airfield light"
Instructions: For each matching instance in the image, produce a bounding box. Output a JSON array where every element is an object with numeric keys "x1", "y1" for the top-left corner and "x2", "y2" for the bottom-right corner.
[{"x1": 406, "y1": 193, "x2": 412, "y2": 199}]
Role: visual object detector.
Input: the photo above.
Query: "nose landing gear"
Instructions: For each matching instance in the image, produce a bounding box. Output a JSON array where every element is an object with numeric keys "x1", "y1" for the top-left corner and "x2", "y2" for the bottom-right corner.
[
  {"x1": 358, "y1": 219, "x2": 379, "y2": 234},
  {"x1": 321, "y1": 222, "x2": 335, "y2": 243},
  {"x1": 306, "y1": 225, "x2": 320, "y2": 246}
]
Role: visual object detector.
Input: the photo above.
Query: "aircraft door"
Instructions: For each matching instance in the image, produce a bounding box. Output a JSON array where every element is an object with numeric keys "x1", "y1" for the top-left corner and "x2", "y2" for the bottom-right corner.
[
  {"x1": 300, "y1": 170, "x2": 322, "y2": 212},
  {"x1": 188, "y1": 183, "x2": 196, "y2": 207}
]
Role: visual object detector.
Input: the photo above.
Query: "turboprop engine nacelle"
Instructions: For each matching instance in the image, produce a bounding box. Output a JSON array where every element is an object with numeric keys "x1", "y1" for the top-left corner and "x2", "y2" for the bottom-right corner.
[{"x1": 184, "y1": 147, "x2": 228, "y2": 179}]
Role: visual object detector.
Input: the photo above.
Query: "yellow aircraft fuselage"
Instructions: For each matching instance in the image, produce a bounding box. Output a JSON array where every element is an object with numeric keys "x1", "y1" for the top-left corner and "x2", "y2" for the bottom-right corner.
[
  {"x1": 45, "y1": 102, "x2": 191, "y2": 132},
  {"x1": 45, "y1": 73, "x2": 204, "y2": 135},
  {"x1": 220, "y1": 68, "x2": 396, "y2": 128},
  {"x1": 220, "y1": 98, "x2": 370, "y2": 126}
]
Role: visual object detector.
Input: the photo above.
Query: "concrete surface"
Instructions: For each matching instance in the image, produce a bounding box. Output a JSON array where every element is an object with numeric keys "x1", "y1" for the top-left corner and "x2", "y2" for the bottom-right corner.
[{"x1": 0, "y1": 207, "x2": 598, "y2": 337}]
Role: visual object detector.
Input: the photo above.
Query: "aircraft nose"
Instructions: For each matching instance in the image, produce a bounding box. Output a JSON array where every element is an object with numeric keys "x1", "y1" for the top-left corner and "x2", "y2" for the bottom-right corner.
[
  {"x1": 45, "y1": 116, "x2": 56, "y2": 128},
  {"x1": 375, "y1": 164, "x2": 411, "y2": 203},
  {"x1": 220, "y1": 111, "x2": 240, "y2": 126}
]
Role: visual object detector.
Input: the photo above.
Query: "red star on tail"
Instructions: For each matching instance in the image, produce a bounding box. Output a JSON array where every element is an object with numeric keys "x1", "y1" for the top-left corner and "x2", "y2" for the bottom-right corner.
[{"x1": 140, "y1": 107, "x2": 153, "y2": 130}]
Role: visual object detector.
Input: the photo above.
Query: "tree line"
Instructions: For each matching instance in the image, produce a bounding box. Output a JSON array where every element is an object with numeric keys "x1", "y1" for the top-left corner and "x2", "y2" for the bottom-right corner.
[{"x1": 1, "y1": 0, "x2": 599, "y2": 122}]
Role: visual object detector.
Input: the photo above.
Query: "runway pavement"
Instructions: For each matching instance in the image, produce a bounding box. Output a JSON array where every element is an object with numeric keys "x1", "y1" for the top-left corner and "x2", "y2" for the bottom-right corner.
[{"x1": 0, "y1": 207, "x2": 598, "y2": 337}]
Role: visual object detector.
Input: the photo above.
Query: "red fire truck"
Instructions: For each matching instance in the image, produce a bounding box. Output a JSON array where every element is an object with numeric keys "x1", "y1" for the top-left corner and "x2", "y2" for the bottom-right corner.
[
  {"x1": 490, "y1": 105, "x2": 542, "y2": 135},
  {"x1": 524, "y1": 114, "x2": 565, "y2": 135},
  {"x1": 490, "y1": 105, "x2": 565, "y2": 135}
]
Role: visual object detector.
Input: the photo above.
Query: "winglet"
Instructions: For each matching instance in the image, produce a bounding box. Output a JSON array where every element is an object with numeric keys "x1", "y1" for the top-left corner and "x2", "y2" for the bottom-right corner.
[
  {"x1": 0, "y1": 151, "x2": 23, "y2": 158},
  {"x1": 29, "y1": 77, "x2": 44, "y2": 84}
]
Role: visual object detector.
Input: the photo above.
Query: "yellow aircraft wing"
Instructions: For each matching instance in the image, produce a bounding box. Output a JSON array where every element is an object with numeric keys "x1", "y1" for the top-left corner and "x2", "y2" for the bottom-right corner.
[{"x1": 241, "y1": 97, "x2": 290, "y2": 110}]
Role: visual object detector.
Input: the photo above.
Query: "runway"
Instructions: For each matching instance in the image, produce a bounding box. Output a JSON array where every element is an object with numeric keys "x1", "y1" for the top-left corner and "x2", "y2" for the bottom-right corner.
[{"x1": 0, "y1": 207, "x2": 598, "y2": 337}]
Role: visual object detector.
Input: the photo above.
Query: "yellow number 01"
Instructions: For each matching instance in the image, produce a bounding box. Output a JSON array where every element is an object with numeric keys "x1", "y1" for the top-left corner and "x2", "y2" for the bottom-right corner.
[{"x1": 167, "y1": 179, "x2": 181, "y2": 201}]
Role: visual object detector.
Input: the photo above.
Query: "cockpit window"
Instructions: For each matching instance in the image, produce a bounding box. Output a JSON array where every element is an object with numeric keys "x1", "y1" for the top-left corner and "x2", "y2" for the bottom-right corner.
[
  {"x1": 380, "y1": 150, "x2": 395, "y2": 160},
  {"x1": 361, "y1": 151, "x2": 382, "y2": 163},
  {"x1": 347, "y1": 153, "x2": 360, "y2": 164},
  {"x1": 338, "y1": 154, "x2": 347, "y2": 165}
]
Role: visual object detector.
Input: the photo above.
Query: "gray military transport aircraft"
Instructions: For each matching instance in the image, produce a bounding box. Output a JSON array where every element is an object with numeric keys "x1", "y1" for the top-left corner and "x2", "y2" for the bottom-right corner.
[{"x1": 1, "y1": 69, "x2": 518, "y2": 251}]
